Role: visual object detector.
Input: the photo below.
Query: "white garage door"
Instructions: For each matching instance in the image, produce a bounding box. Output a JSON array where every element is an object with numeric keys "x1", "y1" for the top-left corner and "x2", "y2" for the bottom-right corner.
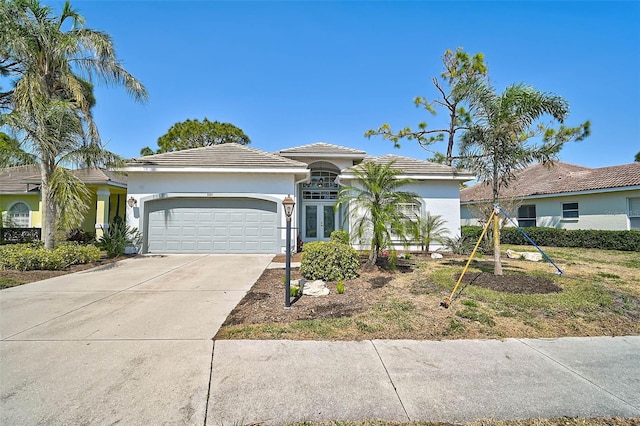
[{"x1": 146, "y1": 197, "x2": 278, "y2": 253}]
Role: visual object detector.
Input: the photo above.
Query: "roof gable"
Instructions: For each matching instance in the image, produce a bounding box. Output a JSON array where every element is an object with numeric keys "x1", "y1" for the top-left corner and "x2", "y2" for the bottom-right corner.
[
  {"x1": 461, "y1": 162, "x2": 640, "y2": 202},
  {"x1": 127, "y1": 143, "x2": 308, "y2": 169},
  {"x1": 279, "y1": 142, "x2": 366, "y2": 157}
]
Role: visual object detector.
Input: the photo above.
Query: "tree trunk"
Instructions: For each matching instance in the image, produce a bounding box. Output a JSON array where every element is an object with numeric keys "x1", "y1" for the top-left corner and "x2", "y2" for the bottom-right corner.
[
  {"x1": 493, "y1": 213, "x2": 502, "y2": 276},
  {"x1": 367, "y1": 237, "x2": 378, "y2": 267},
  {"x1": 492, "y1": 155, "x2": 503, "y2": 275},
  {"x1": 40, "y1": 161, "x2": 56, "y2": 250}
]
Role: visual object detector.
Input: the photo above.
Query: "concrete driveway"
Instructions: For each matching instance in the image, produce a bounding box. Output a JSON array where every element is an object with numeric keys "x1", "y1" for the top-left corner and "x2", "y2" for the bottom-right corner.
[{"x1": 0, "y1": 254, "x2": 273, "y2": 425}]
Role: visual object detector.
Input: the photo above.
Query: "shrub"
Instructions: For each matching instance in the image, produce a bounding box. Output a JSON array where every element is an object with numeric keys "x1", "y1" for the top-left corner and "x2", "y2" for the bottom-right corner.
[
  {"x1": 330, "y1": 230, "x2": 350, "y2": 245},
  {"x1": 98, "y1": 217, "x2": 141, "y2": 258},
  {"x1": 336, "y1": 281, "x2": 345, "y2": 294},
  {"x1": 443, "y1": 235, "x2": 474, "y2": 255},
  {"x1": 0, "y1": 242, "x2": 100, "y2": 271},
  {"x1": 67, "y1": 228, "x2": 96, "y2": 244},
  {"x1": 300, "y1": 241, "x2": 360, "y2": 281},
  {"x1": 462, "y1": 226, "x2": 640, "y2": 252}
]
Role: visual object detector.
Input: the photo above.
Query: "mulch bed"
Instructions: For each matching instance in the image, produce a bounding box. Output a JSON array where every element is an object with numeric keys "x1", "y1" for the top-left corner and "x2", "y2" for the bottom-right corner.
[
  {"x1": 221, "y1": 266, "x2": 394, "y2": 326},
  {"x1": 455, "y1": 272, "x2": 563, "y2": 294},
  {"x1": 0, "y1": 254, "x2": 137, "y2": 288}
]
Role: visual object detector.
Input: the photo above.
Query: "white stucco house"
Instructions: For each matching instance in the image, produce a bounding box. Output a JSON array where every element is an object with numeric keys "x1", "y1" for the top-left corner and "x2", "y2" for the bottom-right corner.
[
  {"x1": 460, "y1": 162, "x2": 640, "y2": 231},
  {"x1": 124, "y1": 142, "x2": 474, "y2": 254}
]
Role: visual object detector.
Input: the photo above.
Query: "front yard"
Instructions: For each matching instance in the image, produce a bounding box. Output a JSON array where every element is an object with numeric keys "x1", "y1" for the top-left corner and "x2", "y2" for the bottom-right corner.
[{"x1": 215, "y1": 246, "x2": 640, "y2": 340}]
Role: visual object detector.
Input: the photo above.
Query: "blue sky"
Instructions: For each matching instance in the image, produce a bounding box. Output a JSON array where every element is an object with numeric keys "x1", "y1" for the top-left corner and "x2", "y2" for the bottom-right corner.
[{"x1": 39, "y1": 1, "x2": 640, "y2": 167}]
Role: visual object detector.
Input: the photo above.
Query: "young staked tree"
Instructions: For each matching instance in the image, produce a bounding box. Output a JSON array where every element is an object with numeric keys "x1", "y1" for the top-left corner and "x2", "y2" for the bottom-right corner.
[
  {"x1": 458, "y1": 83, "x2": 590, "y2": 275},
  {"x1": 0, "y1": 0, "x2": 147, "y2": 249},
  {"x1": 335, "y1": 161, "x2": 420, "y2": 267},
  {"x1": 365, "y1": 48, "x2": 488, "y2": 166},
  {"x1": 140, "y1": 118, "x2": 251, "y2": 155}
]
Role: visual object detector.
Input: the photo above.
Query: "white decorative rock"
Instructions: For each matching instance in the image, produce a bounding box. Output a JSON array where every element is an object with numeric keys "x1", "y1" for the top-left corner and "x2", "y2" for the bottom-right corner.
[
  {"x1": 506, "y1": 249, "x2": 543, "y2": 262},
  {"x1": 430, "y1": 252, "x2": 444, "y2": 259},
  {"x1": 302, "y1": 280, "x2": 330, "y2": 297}
]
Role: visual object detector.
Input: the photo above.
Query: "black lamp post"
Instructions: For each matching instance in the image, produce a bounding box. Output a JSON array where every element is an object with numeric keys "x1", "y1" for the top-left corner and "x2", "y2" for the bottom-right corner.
[{"x1": 282, "y1": 195, "x2": 295, "y2": 307}]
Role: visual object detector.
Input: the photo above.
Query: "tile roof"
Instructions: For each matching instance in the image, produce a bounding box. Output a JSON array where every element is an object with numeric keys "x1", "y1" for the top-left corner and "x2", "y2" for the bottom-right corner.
[
  {"x1": 1, "y1": 165, "x2": 127, "y2": 193},
  {"x1": 460, "y1": 162, "x2": 640, "y2": 202},
  {"x1": 127, "y1": 143, "x2": 308, "y2": 169},
  {"x1": 0, "y1": 165, "x2": 41, "y2": 193},
  {"x1": 278, "y1": 142, "x2": 366, "y2": 157},
  {"x1": 342, "y1": 154, "x2": 475, "y2": 178}
]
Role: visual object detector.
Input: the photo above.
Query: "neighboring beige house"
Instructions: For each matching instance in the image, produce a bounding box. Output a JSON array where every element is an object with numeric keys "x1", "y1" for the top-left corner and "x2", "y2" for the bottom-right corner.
[
  {"x1": 0, "y1": 165, "x2": 128, "y2": 238},
  {"x1": 124, "y1": 142, "x2": 474, "y2": 254},
  {"x1": 460, "y1": 162, "x2": 640, "y2": 231}
]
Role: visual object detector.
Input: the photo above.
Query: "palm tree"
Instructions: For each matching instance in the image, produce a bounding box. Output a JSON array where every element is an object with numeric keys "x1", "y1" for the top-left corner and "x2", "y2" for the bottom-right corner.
[
  {"x1": 459, "y1": 83, "x2": 590, "y2": 275},
  {"x1": 0, "y1": 0, "x2": 147, "y2": 249},
  {"x1": 0, "y1": 131, "x2": 36, "y2": 167},
  {"x1": 411, "y1": 213, "x2": 449, "y2": 253},
  {"x1": 336, "y1": 161, "x2": 421, "y2": 267}
]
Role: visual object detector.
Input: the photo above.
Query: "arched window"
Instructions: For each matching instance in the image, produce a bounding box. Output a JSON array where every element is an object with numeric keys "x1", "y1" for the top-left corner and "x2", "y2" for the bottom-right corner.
[
  {"x1": 302, "y1": 168, "x2": 340, "y2": 200},
  {"x1": 7, "y1": 202, "x2": 30, "y2": 228}
]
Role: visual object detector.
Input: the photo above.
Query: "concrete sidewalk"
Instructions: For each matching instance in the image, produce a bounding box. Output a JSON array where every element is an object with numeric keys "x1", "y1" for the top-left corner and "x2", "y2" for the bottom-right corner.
[{"x1": 209, "y1": 337, "x2": 640, "y2": 425}]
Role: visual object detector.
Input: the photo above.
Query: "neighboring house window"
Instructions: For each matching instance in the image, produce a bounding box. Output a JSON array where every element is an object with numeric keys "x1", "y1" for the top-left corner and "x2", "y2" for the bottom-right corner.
[
  {"x1": 629, "y1": 198, "x2": 640, "y2": 230},
  {"x1": 562, "y1": 202, "x2": 579, "y2": 219},
  {"x1": 517, "y1": 204, "x2": 536, "y2": 227},
  {"x1": 7, "y1": 202, "x2": 30, "y2": 228}
]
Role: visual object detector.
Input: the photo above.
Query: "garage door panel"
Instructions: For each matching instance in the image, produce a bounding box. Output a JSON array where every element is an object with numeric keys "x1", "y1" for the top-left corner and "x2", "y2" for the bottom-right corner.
[
  {"x1": 146, "y1": 197, "x2": 278, "y2": 254},
  {"x1": 229, "y1": 226, "x2": 244, "y2": 237}
]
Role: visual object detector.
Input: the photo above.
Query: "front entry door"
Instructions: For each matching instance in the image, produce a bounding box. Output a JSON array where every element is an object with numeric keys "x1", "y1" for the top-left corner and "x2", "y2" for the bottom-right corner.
[{"x1": 303, "y1": 204, "x2": 336, "y2": 241}]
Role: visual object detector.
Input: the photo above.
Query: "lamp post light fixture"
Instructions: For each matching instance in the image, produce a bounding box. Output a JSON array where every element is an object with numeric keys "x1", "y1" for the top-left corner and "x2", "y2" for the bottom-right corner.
[
  {"x1": 127, "y1": 196, "x2": 137, "y2": 208},
  {"x1": 282, "y1": 195, "x2": 295, "y2": 308}
]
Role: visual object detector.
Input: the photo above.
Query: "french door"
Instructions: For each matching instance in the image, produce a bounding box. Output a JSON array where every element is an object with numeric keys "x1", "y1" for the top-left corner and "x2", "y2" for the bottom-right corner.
[{"x1": 303, "y1": 204, "x2": 336, "y2": 241}]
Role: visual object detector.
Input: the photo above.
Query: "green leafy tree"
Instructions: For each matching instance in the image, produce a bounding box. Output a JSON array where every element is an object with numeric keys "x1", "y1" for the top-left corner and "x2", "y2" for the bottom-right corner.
[
  {"x1": 141, "y1": 118, "x2": 250, "y2": 155},
  {"x1": 335, "y1": 161, "x2": 420, "y2": 267},
  {"x1": 0, "y1": 131, "x2": 36, "y2": 167},
  {"x1": 458, "y1": 82, "x2": 590, "y2": 275},
  {"x1": 635, "y1": 152, "x2": 640, "y2": 162},
  {"x1": 366, "y1": 48, "x2": 488, "y2": 166},
  {"x1": 0, "y1": 0, "x2": 147, "y2": 249}
]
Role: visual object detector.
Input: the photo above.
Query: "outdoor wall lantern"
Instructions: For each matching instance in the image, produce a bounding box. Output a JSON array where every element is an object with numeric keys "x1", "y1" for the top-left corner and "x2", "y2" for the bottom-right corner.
[
  {"x1": 282, "y1": 195, "x2": 295, "y2": 307},
  {"x1": 127, "y1": 196, "x2": 137, "y2": 208}
]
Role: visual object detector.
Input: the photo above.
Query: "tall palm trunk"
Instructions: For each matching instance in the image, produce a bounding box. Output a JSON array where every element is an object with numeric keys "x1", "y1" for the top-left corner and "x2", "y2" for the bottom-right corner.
[
  {"x1": 492, "y1": 152, "x2": 502, "y2": 275},
  {"x1": 40, "y1": 160, "x2": 56, "y2": 249}
]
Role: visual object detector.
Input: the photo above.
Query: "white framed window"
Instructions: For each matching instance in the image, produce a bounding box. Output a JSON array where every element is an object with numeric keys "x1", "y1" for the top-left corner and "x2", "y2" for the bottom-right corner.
[
  {"x1": 562, "y1": 202, "x2": 579, "y2": 219},
  {"x1": 7, "y1": 202, "x2": 31, "y2": 228},
  {"x1": 629, "y1": 198, "x2": 640, "y2": 230},
  {"x1": 517, "y1": 204, "x2": 536, "y2": 227},
  {"x1": 397, "y1": 202, "x2": 421, "y2": 222}
]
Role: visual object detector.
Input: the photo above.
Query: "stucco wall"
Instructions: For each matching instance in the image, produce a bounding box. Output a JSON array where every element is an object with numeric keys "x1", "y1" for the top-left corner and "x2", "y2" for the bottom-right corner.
[
  {"x1": 461, "y1": 189, "x2": 640, "y2": 230},
  {"x1": 341, "y1": 179, "x2": 463, "y2": 252},
  {"x1": 0, "y1": 194, "x2": 41, "y2": 227}
]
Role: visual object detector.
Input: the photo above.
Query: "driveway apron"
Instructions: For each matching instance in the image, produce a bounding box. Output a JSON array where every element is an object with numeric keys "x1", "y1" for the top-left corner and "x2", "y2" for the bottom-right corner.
[{"x1": 0, "y1": 254, "x2": 272, "y2": 425}]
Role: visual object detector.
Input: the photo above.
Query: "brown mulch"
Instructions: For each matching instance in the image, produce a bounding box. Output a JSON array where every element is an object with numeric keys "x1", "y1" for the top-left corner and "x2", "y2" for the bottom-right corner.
[
  {"x1": 455, "y1": 272, "x2": 563, "y2": 294},
  {"x1": 0, "y1": 254, "x2": 137, "y2": 288},
  {"x1": 221, "y1": 266, "x2": 395, "y2": 325}
]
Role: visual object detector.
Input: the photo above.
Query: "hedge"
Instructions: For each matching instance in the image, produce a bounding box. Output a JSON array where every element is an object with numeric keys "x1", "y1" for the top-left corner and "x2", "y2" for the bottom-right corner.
[
  {"x1": 0, "y1": 242, "x2": 101, "y2": 271},
  {"x1": 462, "y1": 226, "x2": 640, "y2": 252}
]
